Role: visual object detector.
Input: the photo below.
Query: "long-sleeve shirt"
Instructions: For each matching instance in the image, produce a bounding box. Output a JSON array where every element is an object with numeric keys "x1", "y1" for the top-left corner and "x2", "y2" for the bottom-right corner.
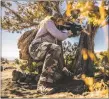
[
  {"x1": 45, "y1": 19, "x2": 69, "y2": 40},
  {"x1": 32, "y1": 18, "x2": 69, "y2": 44}
]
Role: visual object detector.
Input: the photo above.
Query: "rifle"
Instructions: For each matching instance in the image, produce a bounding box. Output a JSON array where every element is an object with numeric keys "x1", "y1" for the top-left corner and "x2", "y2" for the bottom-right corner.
[{"x1": 57, "y1": 22, "x2": 90, "y2": 36}]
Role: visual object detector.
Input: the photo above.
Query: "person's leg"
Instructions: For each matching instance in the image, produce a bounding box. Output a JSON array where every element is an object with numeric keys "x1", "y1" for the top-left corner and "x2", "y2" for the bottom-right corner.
[
  {"x1": 37, "y1": 42, "x2": 63, "y2": 94},
  {"x1": 29, "y1": 42, "x2": 72, "y2": 94}
]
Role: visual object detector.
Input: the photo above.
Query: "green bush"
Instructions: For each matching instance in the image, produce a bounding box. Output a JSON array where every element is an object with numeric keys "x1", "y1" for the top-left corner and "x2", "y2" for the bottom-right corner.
[{"x1": 14, "y1": 58, "x2": 20, "y2": 64}]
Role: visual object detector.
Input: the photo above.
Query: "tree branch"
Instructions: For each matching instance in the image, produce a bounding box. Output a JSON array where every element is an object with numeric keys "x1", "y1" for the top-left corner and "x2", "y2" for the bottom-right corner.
[
  {"x1": 1, "y1": 1, "x2": 24, "y2": 22},
  {"x1": 2, "y1": 1, "x2": 39, "y2": 30}
]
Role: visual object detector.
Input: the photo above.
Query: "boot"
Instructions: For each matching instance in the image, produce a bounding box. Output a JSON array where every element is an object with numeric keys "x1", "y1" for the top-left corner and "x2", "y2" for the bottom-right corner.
[{"x1": 37, "y1": 81, "x2": 55, "y2": 95}]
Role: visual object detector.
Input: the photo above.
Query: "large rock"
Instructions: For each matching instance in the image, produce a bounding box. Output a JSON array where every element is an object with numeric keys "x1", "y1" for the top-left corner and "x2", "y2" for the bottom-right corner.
[{"x1": 12, "y1": 70, "x2": 39, "y2": 84}]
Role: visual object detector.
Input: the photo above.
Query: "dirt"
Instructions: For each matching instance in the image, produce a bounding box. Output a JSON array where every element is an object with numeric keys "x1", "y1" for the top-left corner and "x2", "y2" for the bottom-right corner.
[{"x1": 1, "y1": 65, "x2": 109, "y2": 98}]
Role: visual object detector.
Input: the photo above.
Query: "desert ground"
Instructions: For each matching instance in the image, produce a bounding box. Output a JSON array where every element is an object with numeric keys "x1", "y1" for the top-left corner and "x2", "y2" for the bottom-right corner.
[{"x1": 1, "y1": 62, "x2": 109, "y2": 98}]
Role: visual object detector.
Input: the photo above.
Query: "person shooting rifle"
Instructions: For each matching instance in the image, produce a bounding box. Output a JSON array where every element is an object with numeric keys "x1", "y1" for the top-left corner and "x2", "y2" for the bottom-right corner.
[{"x1": 29, "y1": 13, "x2": 73, "y2": 95}]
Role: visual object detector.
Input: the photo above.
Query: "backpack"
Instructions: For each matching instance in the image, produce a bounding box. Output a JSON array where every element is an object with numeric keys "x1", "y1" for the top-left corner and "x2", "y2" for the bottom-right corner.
[{"x1": 17, "y1": 29, "x2": 37, "y2": 60}]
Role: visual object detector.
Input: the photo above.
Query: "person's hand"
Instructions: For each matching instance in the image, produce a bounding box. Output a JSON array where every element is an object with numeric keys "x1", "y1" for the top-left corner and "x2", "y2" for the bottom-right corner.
[{"x1": 68, "y1": 30, "x2": 73, "y2": 37}]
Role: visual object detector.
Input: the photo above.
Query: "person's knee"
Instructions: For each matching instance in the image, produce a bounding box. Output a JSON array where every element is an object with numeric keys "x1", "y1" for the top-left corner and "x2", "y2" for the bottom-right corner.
[
  {"x1": 51, "y1": 44, "x2": 61, "y2": 52},
  {"x1": 51, "y1": 44, "x2": 61, "y2": 56}
]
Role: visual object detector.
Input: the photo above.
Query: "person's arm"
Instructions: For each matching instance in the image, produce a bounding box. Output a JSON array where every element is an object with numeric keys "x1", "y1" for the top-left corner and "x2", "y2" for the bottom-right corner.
[{"x1": 45, "y1": 19, "x2": 69, "y2": 41}]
